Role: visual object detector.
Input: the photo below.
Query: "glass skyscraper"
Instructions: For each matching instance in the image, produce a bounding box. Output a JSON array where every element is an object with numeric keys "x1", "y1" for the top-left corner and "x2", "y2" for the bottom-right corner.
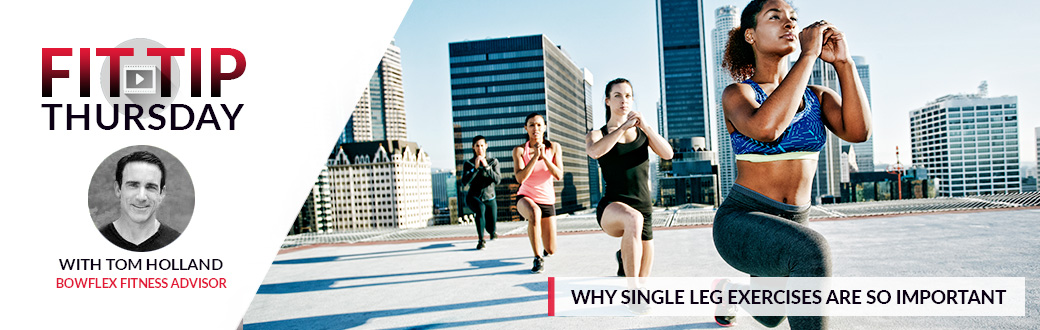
[
  {"x1": 800, "y1": 56, "x2": 874, "y2": 202},
  {"x1": 449, "y1": 35, "x2": 592, "y2": 220},
  {"x1": 840, "y1": 56, "x2": 875, "y2": 172},
  {"x1": 583, "y1": 68, "x2": 603, "y2": 206},
  {"x1": 805, "y1": 57, "x2": 843, "y2": 203},
  {"x1": 656, "y1": 0, "x2": 711, "y2": 146}
]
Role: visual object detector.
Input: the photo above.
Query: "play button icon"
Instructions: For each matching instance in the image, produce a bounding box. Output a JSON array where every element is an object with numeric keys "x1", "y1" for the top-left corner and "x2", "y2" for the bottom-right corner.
[
  {"x1": 122, "y1": 65, "x2": 157, "y2": 94},
  {"x1": 100, "y1": 38, "x2": 182, "y2": 113}
]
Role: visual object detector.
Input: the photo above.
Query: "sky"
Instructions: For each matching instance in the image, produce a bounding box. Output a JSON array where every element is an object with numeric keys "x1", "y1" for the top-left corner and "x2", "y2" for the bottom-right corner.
[{"x1": 390, "y1": 0, "x2": 1040, "y2": 173}]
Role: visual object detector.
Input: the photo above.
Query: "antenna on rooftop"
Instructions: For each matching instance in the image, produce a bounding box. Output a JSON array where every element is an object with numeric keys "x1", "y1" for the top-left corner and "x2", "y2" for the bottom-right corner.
[
  {"x1": 887, "y1": 146, "x2": 907, "y2": 171},
  {"x1": 886, "y1": 146, "x2": 909, "y2": 200}
]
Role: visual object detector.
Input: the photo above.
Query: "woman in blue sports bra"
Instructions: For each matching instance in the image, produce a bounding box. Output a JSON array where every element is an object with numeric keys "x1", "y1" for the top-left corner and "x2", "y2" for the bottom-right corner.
[{"x1": 712, "y1": 1, "x2": 871, "y2": 329}]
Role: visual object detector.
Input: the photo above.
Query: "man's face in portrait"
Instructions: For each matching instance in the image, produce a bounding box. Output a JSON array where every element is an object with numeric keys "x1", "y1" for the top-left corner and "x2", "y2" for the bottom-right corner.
[{"x1": 115, "y1": 161, "x2": 166, "y2": 224}]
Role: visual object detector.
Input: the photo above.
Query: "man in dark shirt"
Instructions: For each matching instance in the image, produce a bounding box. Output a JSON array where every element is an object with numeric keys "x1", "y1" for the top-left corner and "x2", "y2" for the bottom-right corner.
[
  {"x1": 460, "y1": 135, "x2": 501, "y2": 250},
  {"x1": 99, "y1": 151, "x2": 181, "y2": 252}
]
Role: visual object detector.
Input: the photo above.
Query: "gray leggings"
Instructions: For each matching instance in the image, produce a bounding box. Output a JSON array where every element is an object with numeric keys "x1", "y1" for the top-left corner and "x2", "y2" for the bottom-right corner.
[{"x1": 713, "y1": 184, "x2": 831, "y2": 330}]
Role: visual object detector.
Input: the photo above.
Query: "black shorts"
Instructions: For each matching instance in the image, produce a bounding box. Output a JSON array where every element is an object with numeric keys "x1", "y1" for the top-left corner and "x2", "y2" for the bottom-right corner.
[
  {"x1": 517, "y1": 195, "x2": 556, "y2": 217},
  {"x1": 596, "y1": 198, "x2": 653, "y2": 240}
]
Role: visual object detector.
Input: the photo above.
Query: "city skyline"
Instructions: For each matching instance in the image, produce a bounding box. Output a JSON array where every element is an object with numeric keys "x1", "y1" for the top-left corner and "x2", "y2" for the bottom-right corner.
[
  {"x1": 394, "y1": 0, "x2": 1038, "y2": 174},
  {"x1": 449, "y1": 35, "x2": 594, "y2": 220}
]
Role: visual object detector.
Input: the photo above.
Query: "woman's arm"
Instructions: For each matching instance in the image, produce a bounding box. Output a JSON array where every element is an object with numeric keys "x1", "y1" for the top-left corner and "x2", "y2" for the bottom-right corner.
[
  {"x1": 513, "y1": 146, "x2": 536, "y2": 184},
  {"x1": 541, "y1": 142, "x2": 564, "y2": 180},
  {"x1": 633, "y1": 112, "x2": 673, "y2": 160},
  {"x1": 724, "y1": 22, "x2": 832, "y2": 142},
  {"x1": 815, "y1": 26, "x2": 871, "y2": 142},
  {"x1": 724, "y1": 58, "x2": 813, "y2": 142},
  {"x1": 586, "y1": 114, "x2": 638, "y2": 159}
]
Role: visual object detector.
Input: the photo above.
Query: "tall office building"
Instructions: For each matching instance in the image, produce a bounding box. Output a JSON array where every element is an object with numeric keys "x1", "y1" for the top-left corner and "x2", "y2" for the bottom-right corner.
[
  {"x1": 795, "y1": 56, "x2": 875, "y2": 202},
  {"x1": 449, "y1": 35, "x2": 592, "y2": 220},
  {"x1": 840, "y1": 56, "x2": 875, "y2": 172},
  {"x1": 795, "y1": 57, "x2": 843, "y2": 202},
  {"x1": 909, "y1": 83, "x2": 1020, "y2": 197},
  {"x1": 431, "y1": 169, "x2": 456, "y2": 209},
  {"x1": 341, "y1": 88, "x2": 373, "y2": 144},
  {"x1": 342, "y1": 41, "x2": 406, "y2": 144},
  {"x1": 292, "y1": 169, "x2": 331, "y2": 234},
  {"x1": 371, "y1": 40, "x2": 406, "y2": 141},
  {"x1": 656, "y1": 0, "x2": 712, "y2": 146},
  {"x1": 656, "y1": 101, "x2": 664, "y2": 140},
  {"x1": 583, "y1": 69, "x2": 603, "y2": 206},
  {"x1": 712, "y1": 5, "x2": 738, "y2": 200},
  {"x1": 840, "y1": 145, "x2": 858, "y2": 183}
]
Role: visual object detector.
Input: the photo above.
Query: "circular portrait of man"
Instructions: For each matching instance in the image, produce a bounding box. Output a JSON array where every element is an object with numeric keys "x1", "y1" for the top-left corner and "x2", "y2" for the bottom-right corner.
[{"x1": 88, "y1": 145, "x2": 195, "y2": 252}]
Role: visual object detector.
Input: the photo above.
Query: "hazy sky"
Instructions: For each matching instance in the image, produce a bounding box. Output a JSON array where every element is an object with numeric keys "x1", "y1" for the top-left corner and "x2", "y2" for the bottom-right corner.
[{"x1": 391, "y1": 0, "x2": 1039, "y2": 172}]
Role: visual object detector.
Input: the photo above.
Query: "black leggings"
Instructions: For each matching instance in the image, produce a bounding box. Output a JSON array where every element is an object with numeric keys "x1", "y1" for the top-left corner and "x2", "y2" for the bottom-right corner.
[
  {"x1": 467, "y1": 196, "x2": 497, "y2": 241},
  {"x1": 713, "y1": 184, "x2": 831, "y2": 330}
]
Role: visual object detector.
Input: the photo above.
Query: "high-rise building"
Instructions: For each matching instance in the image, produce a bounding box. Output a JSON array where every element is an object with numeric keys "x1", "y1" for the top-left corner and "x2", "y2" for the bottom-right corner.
[
  {"x1": 324, "y1": 140, "x2": 433, "y2": 229},
  {"x1": 655, "y1": 101, "x2": 664, "y2": 140},
  {"x1": 1021, "y1": 177, "x2": 1037, "y2": 193},
  {"x1": 342, "y1": 88, "x2": 373, "y2": 144},
  {"x1": 840, "y1": 145, "x2": 858, "y2": 184},
  {"x1": 909, "y1": 83, "x2": 1020, "y2": 197},
  {"x1": 372, "y1": 40, "x2": 406, "y2": 141},
  {"x1": 431, "y1": 169, "x2": 456, "y2": 209},
  {"x1": 431, "y1": 169, "x2": 457, "y2": 225},
  {"x1": 796, "y1": 57, "x2": 843, "y2": 203},
  {"x1": 791, "y1": 57, "x2": 875, "y2": 202},
  {"x1": 293, "y1": 169, "x2": 332, "y2": 234},
  {"x1": 342, "y1": 41, "x2": 406, "y2": 145},
  {"x1": 656, "y1": 0, "x2": 711, "y2": 145},
  {"x1": 712, "y1": 5, "x2": 738, "y2": 201},
  {"x1": 840, "y1": 56, "x2": 875, "y2": 172},
  {"x1": 583, "y1": 69, "x2": 603, "y2": 206},
  {"x1": 449, "y1": 35, "x2": 592, "y2": 220},
  {"x1": 291, "y1": 168, "x2": 332, "y2": 235}
]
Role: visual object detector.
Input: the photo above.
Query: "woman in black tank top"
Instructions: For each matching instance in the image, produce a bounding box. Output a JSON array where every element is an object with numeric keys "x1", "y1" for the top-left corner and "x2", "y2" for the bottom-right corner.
[{"x1": 585, "y1": 78, "x2": 673, "y2": 278}]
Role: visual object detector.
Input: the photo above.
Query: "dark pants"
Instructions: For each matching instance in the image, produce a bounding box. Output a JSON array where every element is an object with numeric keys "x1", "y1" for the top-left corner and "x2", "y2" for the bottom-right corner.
[
  {"x1": 713, "y1": 184, "x2": 831, "y2": 330},
  {"x1": 467, "y1": 196, "x2": 497, "y2": 241}
]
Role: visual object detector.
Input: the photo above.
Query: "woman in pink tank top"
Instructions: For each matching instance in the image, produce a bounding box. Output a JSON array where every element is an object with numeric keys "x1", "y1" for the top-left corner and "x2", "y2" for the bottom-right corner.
[{"x1": 512, "y1": 112, "x2": 563, "y2": 273}]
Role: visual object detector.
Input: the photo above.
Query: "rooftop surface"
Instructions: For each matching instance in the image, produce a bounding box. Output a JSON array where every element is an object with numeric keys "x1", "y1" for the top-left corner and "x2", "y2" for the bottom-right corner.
[
  {"x1": 281, "y1": 193, "x2": 1040, "y2": 248},
  {"x1": 245, "y1": 195, "x2": 1040, "y2": 329}
]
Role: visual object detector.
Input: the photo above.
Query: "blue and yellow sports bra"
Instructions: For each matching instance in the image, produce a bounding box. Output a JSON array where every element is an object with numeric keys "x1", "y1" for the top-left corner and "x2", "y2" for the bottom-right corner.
[{"x1": 730, "y1": 79, "x2": 825, "y2": 162}]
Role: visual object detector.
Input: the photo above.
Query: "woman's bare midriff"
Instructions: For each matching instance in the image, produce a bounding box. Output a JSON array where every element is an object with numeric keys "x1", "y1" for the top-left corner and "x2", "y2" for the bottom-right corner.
[{"x1": 734, "y1": 159, "x2": 817, "y2": 206}]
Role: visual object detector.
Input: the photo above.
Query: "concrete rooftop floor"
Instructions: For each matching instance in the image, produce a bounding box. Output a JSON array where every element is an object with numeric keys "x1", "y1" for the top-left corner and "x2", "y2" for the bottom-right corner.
[{"x1": 244, "y1": 208, "x2": 1040, "y2": 330}]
